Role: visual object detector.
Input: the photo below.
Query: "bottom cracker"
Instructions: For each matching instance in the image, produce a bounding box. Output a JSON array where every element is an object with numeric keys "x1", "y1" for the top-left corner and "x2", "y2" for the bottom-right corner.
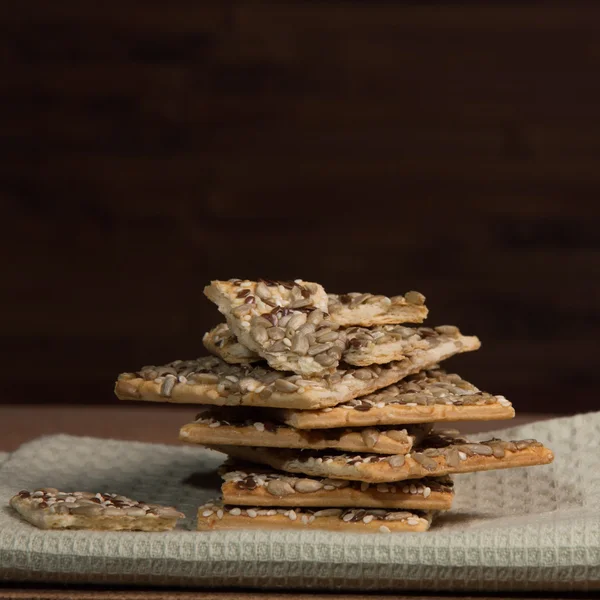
[{"x1": 197, "y1": 501, "x2": 434, "y2": 533}]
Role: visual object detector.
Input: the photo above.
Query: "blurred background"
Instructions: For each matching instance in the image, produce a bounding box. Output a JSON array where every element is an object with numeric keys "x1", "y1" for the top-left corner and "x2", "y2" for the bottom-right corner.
[{"x1": 2, "y1": 2, "x2": 599, "y2": 414}]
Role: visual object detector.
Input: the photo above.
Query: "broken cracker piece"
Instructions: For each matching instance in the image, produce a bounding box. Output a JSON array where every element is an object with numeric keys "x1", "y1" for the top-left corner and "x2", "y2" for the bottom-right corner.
[
  {"x1": 205, "y1": 278, "x2": 340, "y2": 377},
  {"x1": 10, "y1": 488, "x2": 184, "y2": 531}
]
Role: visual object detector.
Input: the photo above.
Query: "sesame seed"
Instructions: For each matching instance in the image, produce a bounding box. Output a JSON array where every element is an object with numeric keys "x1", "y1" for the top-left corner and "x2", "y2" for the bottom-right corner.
[{"x1": 379, "y1": 525, "x2": 391, "y2": 533}]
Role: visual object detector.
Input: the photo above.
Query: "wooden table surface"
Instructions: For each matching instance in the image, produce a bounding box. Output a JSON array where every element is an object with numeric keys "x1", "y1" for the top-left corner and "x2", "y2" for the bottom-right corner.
[{"x1": 0, "y1": 406, "x2": 579, "y2": 599}]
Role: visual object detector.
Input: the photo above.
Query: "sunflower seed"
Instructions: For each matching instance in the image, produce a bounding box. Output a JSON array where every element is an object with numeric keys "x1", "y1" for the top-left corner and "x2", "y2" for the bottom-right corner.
[
  {"x1": 314, "y1": 352, "x2": 337, "y2": 366},
  {"x1": 405, "y1": 291, "x2": 426, "y2": 305},
  {"x1": 274, "y1": 379, "x2": 299, "y2": 392},
  {"x1": 361, "y1": 428, "x2": 380, "y2": 448},
  {"x1": 445, "y1": 447, "x2": 460, "y2": 467},
  {"x1": 316, "y1": 330, "x2": 339, "y2": 343},
  {"x1": 388, "y1": 454, "x2": 405, "y2": 468},
  {"x1": 435, "y1": 325, "x2": 459, "y2": 336},
  {"x1": 465, "y1": 443, "x2": 493, "y2": 456},
  {"x1": 353, "y1": 368, "x2": 373, "y2": 380},
  {"x1": 294, "y1": 479, "x2": 323, "y2": 493},
  {"x1": 251, "y1": 326, "x2": 269, "y2": 345},
  {"x1": 307, "y1": 343, "x2": 332, "y2": 356},
  {"x1": 160, "y1": 374, "x2": 177, "y2": 397},
  {"x1": 255, "y1": 282, "x2": 271, "y2": 300},
  {"x1": 290, "y1": 333, "x2": 310, "y2": 355},
  {"x1": 267, "y1": 340, "x2": 287, "y2": 352},
  {"x1": 232, "y1": 304, "x2": 253, "y2": 318},
  {"x1": 314, "y1": 508, "x2": 342, "y2": 517},
  {"x1": 384, "y1": 511, "x2": 412, "y2": 521},
  {"x1": 266, "y1": 479, "x2": 295, "y2": 496},
  {"x1": 385, "y1": 430, "x2": 408, "y2": 442},
  {"x1": 267, "y1": 327, "x2": 286, "y2": 340},
  {"x1": 491, "y1": 444, "x2": 506, "y2": 458},
  {"x1": 286, "y1": 312, "x2": 307, "y2": 332}
]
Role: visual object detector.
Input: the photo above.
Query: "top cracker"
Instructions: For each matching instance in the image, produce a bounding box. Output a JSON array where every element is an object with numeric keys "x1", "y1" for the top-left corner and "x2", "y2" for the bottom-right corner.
[{"x1": 204, "y1": 279, "x2": 428, "y2": 377}]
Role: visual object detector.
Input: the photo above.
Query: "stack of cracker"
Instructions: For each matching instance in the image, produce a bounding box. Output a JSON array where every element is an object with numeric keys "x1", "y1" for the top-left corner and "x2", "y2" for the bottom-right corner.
[{"x1": 116, "y1": 279, "x2": 553, "y2": 533}]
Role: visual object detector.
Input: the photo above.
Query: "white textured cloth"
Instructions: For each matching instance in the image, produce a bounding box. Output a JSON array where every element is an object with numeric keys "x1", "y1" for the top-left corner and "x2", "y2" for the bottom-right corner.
[
  {"x1": 0, "y1": 413, "x2": 598, "y2": 592},
  {"x1": 0, "y1": 452, "x2": 8, "y2": 467}
]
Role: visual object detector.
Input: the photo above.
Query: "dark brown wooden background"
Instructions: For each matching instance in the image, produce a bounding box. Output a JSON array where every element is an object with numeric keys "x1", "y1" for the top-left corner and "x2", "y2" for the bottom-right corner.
[{"x1": 2, "y1": 2, "x2": 599, "y2": 413}]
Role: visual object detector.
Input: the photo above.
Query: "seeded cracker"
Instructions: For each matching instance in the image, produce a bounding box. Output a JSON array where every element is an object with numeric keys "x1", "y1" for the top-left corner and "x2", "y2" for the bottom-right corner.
[
  {"x1": 116, "y1": 330, "x2": 480, "y2": 410},
  {"x1": 327, "y1": 291, "x2": 428, "y2": 327},
  {"x1": 268, "y1": 369, "x2": 515, "y2": 428},
  {"x1": 10, "y1": 489, "x2": 184, "y2": 531},
  {"x1": 211, "y1": 432, "x2": 554, "y2": 483},
  {"x1": 197, "y1": 501, "x2": 434, "y2": 533},
  {"x1": 220, "y1": 463, "x2": 454, "y2": 510},
  {"x1": 204, "y1": 322, "x2": 472, "y2": 369},
  {"x1": 205, "y1": 278, "x2": 345, "y2": 376},
  {"x1": 180, "y1": 408, "x2": 431, "y2": 454}
]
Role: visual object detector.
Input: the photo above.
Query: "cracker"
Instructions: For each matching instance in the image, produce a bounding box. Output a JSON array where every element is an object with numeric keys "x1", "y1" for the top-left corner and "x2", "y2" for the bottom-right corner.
[
  {"x1": 180, "y1": 408, "x2": 431, "y2": 454},
  {"x1": 205, "y1": 278, "x2": 341, "y2": 376},
  {"x1": 221, "y1": 463, "x2": 454, "y2": 510},
  {"x1": 10, "y1": 488, "x2": 184, "y2": 531},
  {"x1": 269, "y1": 369, "x2": 514, "y2": 428},
  {"x1": 197, "y1": 501, "x2": 434, "y2": 532},
  {"x1": 211, "y1": 433, "x2": 554, "y2": 483},
  {"x1": 327, "y1": 291, "x2": 428, "y2": 327},
  {"x1": 344, "y1": 324, "x2": 471, "y2": 366},
  {"x1": 116, "y1": 331, "x2": 479, "y2": 410},
  {"x1": 203, "y1": 322, "x2": 473, "y2": 369},
  {"x1": 203, "y1": 323, "x2": 258, "y2": 364}
]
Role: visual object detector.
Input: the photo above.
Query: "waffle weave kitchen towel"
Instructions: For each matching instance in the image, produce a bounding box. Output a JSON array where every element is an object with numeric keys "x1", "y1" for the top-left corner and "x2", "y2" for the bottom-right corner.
[{"x1": 0, "y1": 412, "x2": 598, "y2": 592}]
